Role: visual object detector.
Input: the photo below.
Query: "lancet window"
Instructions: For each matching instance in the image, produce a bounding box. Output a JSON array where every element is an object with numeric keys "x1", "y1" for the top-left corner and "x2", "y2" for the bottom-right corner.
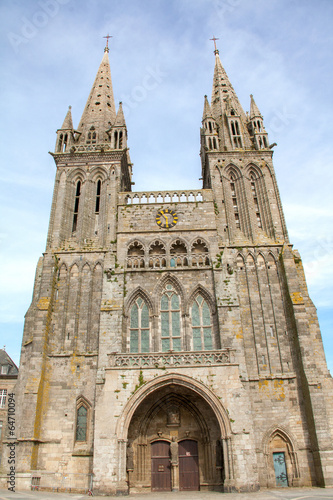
[
  {"x1": 250, "y1": 172, "x2": 262, "y2": 228},
  {"x1": 191, "y1": 295, "x2": 213, "y2": 350},
  {"x1": 230, "y1": 174, "x2": 240, "y2": 229},
  {"x1": 230, "y1": 120, "x2": 242, "y2": 148},
  {"x1": 72, "y1": 180, "x2": 81, "y2": 233},
  {"x1": 87, "y1": 126, "x2": 97, "y2": 144},
  {"x1": 160, "y1": 284, "x2": 181, "y2": 352},
  {"x1": 129, "y1": 298, "x2": 150, "y2": 353},
  {"x1": 76, "y1": 405, "x2": 88, "y2": 441},
  {"x1": 95, "y1": 180, "x2": 101, "y2": 214},
  {"x1": 57, "y1": 133, "x2": 68, "y2": 152}
]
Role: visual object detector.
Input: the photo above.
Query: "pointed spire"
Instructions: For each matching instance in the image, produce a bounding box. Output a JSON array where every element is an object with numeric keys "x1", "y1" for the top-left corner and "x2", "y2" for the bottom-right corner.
[
  {"x1": 77, "y1": 50, "x2": 117, "y2": 145},
  {"x1": 211, "y1": 52, "x2": 246, "y2": 121},
  {"x1": 250, "y1": 94, "x2": 262, "y2": 119},
  {"x1": 61, "y1": 106, "x2": 73, "y2": 130},
  {"x1": 209, "y1": 50, "x2": 252, "y2": 150},
  {"x1": 114, "y1": 101, "x2": 126, "y2": 127},
  {"x1": 202, "y1": 95, "x2": 213, "y2": 120}
]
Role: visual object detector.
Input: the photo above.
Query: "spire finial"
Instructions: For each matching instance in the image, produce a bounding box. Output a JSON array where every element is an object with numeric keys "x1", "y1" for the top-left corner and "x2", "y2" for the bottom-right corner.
[
  {"x1": 103, "y1": 34, "x2": 112, "y2": 53},
  {"x1": 210, "y1": 36, "x2": 219, "y2": 55}
]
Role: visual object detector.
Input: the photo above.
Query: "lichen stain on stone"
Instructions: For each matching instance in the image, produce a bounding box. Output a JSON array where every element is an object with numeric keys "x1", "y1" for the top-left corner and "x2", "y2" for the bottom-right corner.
[
  {"x1": 259, "y1": 379, "x2": 285, "y2": 400},
  {"x1": 290, "y1": 292, "x2": 304, "y2": 304},
  {"x1": 37, "y1": 297, "x2": 51, "y2": 310}
]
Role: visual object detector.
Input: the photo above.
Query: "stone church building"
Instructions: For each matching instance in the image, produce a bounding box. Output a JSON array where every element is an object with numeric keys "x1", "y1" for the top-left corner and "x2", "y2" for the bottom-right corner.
[{"x1": 11, "y1": 42, "x2": 333, "y2": 494}]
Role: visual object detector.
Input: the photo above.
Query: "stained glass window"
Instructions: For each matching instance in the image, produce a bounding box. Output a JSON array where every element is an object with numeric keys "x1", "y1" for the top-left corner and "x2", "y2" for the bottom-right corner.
[
  {"x1": 130, "y1": 298, "x2": 150, "y2": 352},
  {"x1": 191, "y1": 295, "x2": 213, "y2": 350},
  {"x1": 161, "y1": 284, "x2": 181, "y2": 351},
  {"x1": 76, "y1": 406, "x2": 87, "y2": 441}
]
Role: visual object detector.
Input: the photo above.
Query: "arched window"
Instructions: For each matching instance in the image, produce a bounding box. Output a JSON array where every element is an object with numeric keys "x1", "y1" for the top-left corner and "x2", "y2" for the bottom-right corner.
[
  {"x1": 235, "y1": 122, "x2": 240, "y2": 135},
  {"x1": 191, "y1": 295, "x2": 213, "y2": 350},
  {"x1": 130, "y1": 298, "x2": 150, "y2": 352},
  {"x1": 76, "y1": 405, "x2": 87, "y2": 441},
  {"x1": 230, "y1": 174, "x2": 240, "y2": 229},
  {"x1": 161, "y1": 284, "x2": 181, "y2": 352},
  {"x1": 95, "y1": 180, "x2": 101, "y2": 214},
  {"x1": 114, "y1": 130, "x2": 118, "y2": 148},
  {"x1": 127, "y1": 241, "x2": 145, "y2": 269},
  {"x1": 119, "y1": 131, "x2": 123, "y2": 148},
  {"x1": 170, "y1": 240, "x2": 188, "y2": 267},
  {"x1": 63, "y1": 133, "x2": 68, "y2": 152},
  {"x1": 149, "y1": 240, "x2": 166, "y2": 268},
  {"x1": 87, "y1": 126, "x2": 96, "y2": 145},
  {"x1": 250, "y1": 172, "x2": 262, "y2": 228},
  {"x1": 72, "y1": 180, "x2": 81, "y2": 233},
  {"x1": 230, "y1": 120, "x2": 242, "y2": 148}
]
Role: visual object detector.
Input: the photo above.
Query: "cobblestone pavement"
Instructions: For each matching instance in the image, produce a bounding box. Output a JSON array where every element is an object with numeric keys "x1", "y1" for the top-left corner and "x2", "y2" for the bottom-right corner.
[{"x1": 1, "y1": 487, "x2": 333, "y2": 500}]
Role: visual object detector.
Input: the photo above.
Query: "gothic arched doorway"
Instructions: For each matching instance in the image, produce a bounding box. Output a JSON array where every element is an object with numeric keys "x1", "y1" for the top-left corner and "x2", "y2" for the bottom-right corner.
[{"x1": 124, "y1": 375, "x2": 230, "y2": 492}]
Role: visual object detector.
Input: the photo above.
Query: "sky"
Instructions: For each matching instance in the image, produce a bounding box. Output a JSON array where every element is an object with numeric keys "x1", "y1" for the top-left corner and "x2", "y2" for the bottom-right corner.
[{"x1": 0, "y1": 0, "x2": 332, "y2": 371}]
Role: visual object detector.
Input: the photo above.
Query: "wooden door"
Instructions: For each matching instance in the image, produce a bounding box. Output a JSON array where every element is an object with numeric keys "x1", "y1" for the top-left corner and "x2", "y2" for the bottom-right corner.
[
  {"x1": 179, "y1": 440, "x2": 199, "y2": 491},
  {"x1": 151, "y1": 441, "x2": 171, "y2": 491}
]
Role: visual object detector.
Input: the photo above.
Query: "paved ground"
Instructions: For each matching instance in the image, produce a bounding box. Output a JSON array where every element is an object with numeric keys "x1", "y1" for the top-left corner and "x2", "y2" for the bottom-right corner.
[{"x1": 1, "y1": 487, "x2": 333, "y2": 500}]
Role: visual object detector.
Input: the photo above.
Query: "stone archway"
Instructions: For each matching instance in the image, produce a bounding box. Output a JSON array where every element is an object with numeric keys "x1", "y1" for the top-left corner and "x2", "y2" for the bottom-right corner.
[
  {"x1": 263, "y1": 426, "x2": 300, "y2": 488},
  {"x1": 116, "y1": 373, "x2": 233, "y2": 493}
]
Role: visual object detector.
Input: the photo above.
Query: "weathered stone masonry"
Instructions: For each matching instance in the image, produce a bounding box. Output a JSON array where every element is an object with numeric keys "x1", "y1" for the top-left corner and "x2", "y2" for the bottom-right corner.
[{"x1": 3, "y1": 43, "x2": 332, "y2": 494}]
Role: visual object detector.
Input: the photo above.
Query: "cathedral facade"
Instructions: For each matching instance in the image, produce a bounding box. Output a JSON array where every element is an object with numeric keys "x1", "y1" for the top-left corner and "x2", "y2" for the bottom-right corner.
[{"x1": 11, "y1": 43, "x2": 333, "y2": 494}]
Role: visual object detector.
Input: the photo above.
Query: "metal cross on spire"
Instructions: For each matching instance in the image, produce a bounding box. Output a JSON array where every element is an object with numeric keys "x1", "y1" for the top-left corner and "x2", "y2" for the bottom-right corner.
[
  {"x1": 210, "y1": 36, "x2": 219, "y2": 55},
  {"x1": 103, "y1": 34, "x2": 112, "y2": 52}
]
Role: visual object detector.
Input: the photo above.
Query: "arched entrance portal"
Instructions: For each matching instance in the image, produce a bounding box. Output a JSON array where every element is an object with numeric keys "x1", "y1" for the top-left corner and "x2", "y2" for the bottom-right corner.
[{"x1": 124, "y1": 375, "x2": 230, "y2": 492}]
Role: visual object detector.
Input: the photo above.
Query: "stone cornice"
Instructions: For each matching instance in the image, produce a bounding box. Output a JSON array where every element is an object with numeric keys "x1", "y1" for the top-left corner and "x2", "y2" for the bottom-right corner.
[{"x1": 50, "y1": 149, "x2": 126, "y2": 166}]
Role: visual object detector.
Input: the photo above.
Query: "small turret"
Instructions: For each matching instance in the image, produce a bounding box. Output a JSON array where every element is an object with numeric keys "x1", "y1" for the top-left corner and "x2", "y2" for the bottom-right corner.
[
  {"x1": 248, "y1": 94, "x2": 269, "y2": 149},
  {"x1": 109, "y1": 102, "x2": 127, "y2": 149},
  {"x1": 201, "y1": 95, "x2": 219, "y2": 151},
  {"x1": 55, "y1": 106, "x2": 74, "y2": 153}
]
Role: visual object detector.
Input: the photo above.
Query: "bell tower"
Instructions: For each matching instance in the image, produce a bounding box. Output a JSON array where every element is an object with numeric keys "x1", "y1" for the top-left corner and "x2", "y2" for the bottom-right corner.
[
  {"x1": 15, "y1": 40, "x2": 133, "y2": 480},
  {"x1": 201, "y1": 45, "x2": 288, "y2": 246}
]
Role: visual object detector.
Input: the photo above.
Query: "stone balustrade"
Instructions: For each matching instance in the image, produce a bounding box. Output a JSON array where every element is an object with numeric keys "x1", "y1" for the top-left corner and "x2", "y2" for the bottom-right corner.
[
  {"x1": 108, "y1": 349, "x2": 235, "y2": 368},
  {"x1": 120, "y1": 189, "x2": 209, "y2": 205}
]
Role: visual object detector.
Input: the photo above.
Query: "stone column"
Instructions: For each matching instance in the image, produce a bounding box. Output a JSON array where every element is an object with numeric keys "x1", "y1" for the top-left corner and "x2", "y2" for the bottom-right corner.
[
  {"x1": 223, "y1": 437, "x2": 235, "y2": 492},
  {"x1": 170, "y1": 438, "x2": 179, "y2": 491},
  {"x1": 116, "y1": 439, "x2": 128, "y2": 495}
]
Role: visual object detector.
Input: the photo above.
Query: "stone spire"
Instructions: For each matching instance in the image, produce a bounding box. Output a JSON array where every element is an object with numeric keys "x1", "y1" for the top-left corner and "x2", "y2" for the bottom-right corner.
[
  {"x1": 202, "y1": 95, "x2": 213, "y2": 120},
  {"x1": 111, "y1": 101, "x2": 128, "y2": 149},
  {"x1": 211, "y1": 52, "x2": 246, "y2": 122},
  {"x1": 250, "y1": 94, "x2": 262, "y2": 119},
  {"x1": 60, "y1": 105, "x2": 74, "y2": 129},
  {"x1": 248, "y1": 94, "x2": 269, "y2": 150},
  {"x1": 210, "y1": 51, "x2": 251, "y2": 150},
  {"x1": 77, "y1": 50, "x2": 117, "y2": 145},
  {"x1": 55, "y1": 106, "x2": 74, "y2": 153},
  {"x1": 114, "y1": 101, "x2": 126, "y2": 127}
]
